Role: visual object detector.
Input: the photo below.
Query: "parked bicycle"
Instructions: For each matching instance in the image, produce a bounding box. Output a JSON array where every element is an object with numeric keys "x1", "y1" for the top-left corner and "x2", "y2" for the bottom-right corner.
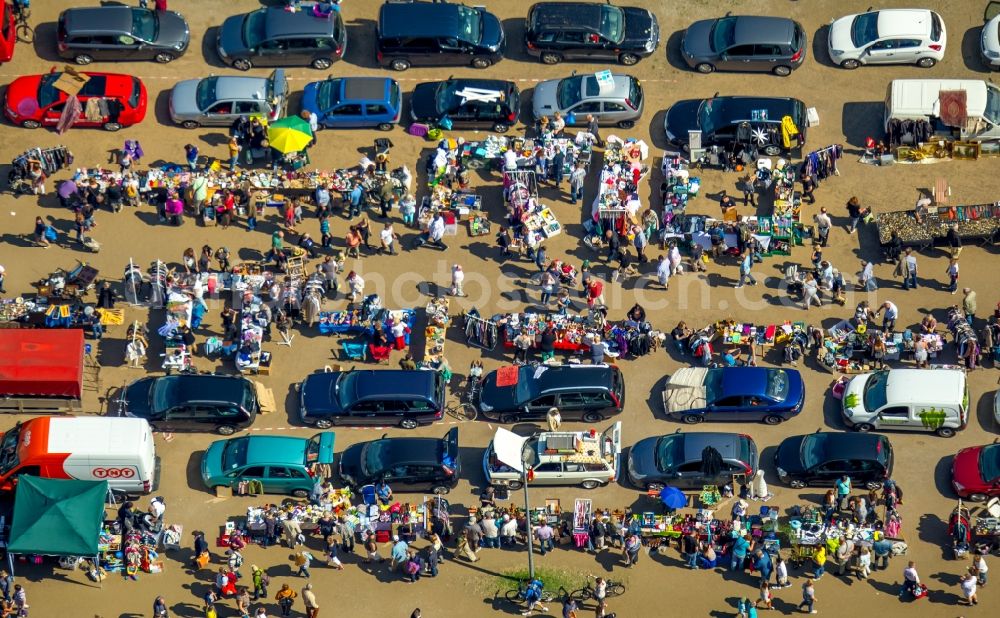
[
  {"x1": 446, "y1": 361, "x2": 483, "y2": 421},
  {"x1": 13, "y1": 0, "x2": 33, "y2": 44},
  {"x1": 503, "y1": 579, "x2": 557, "y2": 609},
  {"x1": 571, "y1": 574, "x2": 626, "y2": 603}
]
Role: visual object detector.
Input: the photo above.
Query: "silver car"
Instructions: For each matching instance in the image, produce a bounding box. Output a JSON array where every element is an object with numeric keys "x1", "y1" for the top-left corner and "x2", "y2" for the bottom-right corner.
[
  {"x1": 169, "y1": 69, "x2": 289, "y2": 129},
  {"x1": 532, "y1": 72, "x2": 643, "y2": 129}
]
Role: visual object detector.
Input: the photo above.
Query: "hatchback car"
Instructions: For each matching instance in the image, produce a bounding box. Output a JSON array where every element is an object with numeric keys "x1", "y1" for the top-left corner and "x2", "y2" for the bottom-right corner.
[
  {"x1": 302, "y1": 76, "x2": 402, "y2": 131},
  {"x1": 57, "y1": 5, "x2": 189, "y2": 65},
  {"x1": 478, "y1": 364, "x2": 624, "y2": 424},
  {"x1": 299, "y1": 368, "x2": 447, "y2": 429},
  {"x1": 664, "y1": 95, "x2": 808, "y2": 156},
  {"x1": 774, "y1": 432, "x2": 893, "y2": 490},
  {"x1": 525, "y1": 2, "x2": 658, "y2": 66},
  {"x1": 982, "y1": 8, "x2": 1000, "y2": 70},
  {"x1": 376, "y1": 1, "x2": 504, "y2": 71},
  {"x1": 339, "y1": 428, "x2": 459, "y2": 495},
  {"x1": 169, "y1": 70, "x2": 288, "y2": 129},
  {"x1": 201, "y1": 432, "x2": 335, "y2": 497},
  {"x1": 410, "y1": 78, "x2": 519, "y2": 133},
  {"x1": 829, "y1": 9, "x2": 945, "y2": 70},
  {"x1": 484, "y1": 422, "x2": 621, "y2": 490},
  {"x1": 0, "y1": 3, "x2": 15, "y2": 64},
  {"x1": 4, "y1": 71, "x2": 146, "y2": 131},
  {"x1": 119, "y1": 374, "x2": 259, "y2": 435},
  {"x1": 952, "y1": 443, "x2": 1000, "y2": 502},
  {"x1": 533, "y1": 72, "x2": 643, "y2": 129},
  {"x1": 682, "y1": 15, "x2": 806, "y2": 76},
  {"x1": 627, "y1": 431, "x2": 758, "y2": 491},
  {"x1": 217, "y1": 5, "x2": 346, "y2": 71},
  {"x1": 662, "y1": 367, "x2": 804, "y2": 425}
]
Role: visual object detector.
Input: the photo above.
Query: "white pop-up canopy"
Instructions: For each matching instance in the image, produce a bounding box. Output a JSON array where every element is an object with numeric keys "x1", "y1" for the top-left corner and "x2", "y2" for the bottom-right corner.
[{"x1": 492, "y1": 427, "x2": 529, "y2": 473}]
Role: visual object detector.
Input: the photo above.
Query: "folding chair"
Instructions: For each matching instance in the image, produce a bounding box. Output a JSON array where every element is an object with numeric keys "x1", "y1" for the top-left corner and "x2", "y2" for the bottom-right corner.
[
  {"x1": 340, "y1": 341, "x2": 367, "y2": 362},
  {"x1": 369, "y1": 344, "x2": 392, "y2": 364}
]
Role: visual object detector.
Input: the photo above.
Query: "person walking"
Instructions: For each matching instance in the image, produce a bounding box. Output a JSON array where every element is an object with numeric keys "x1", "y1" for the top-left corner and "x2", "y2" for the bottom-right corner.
[
  {"x1": 153, "y1": 595, "x2": 169, "y2": 617},
  {"x1": 275, "y1": 584, "x2": 297, "y2": 617},
  {"x1": 902, "y1": 248, "x2": 918, "y2": 290},
  {"x1": 946, "y1": 258, "x2": 960, "y2": 294},
  {"x1": 450, "y1": 264, "x2": 466, "y2": 297},
  {"x1": 12, "y1": 585, "x2": 27, "y2": 616},
  {"x1": 668, "y1": 243, "x2": 683, "y2": 275},
  {"x1": 857, "y1": 547, "x2": 872, "y2": 580},
  {"x1": 546, "y1": 407, "x2": 562, "y2": 431},
  {"x1": 283, "y1": 517, "x2": 304, "y2": 549},
  {"x1": 963, "y1": 288, "x2": 977, "y2": 325},
  {"x1": 379, "y1": 222, "x2": 399, "y2": 256},
  {"x1": 736, "y1": 249, "x2": 758, "y2": 288},
  {"x1": 535, "y1": 520, "x2": 555, "y2": 555},
  {"x1": 901, "y1": 561, "x2": 920, "y2": 598},
  {"x1": 878, "y1": 300, "x2": 899, "y2": 333},
  {"x1": 302, "y1": 583, "x2": 319, "y2": 618},
  {"x1": 0, "y1": 570, "x2": 14, "y2": 603},
  {"x1": 835, "y1": 475, "x2": 852, "y2": 511},
  {"x1": 846, "y1": 197, "x2": 864, "y2": 233},
  {"x1": 586, "y1": 114, "x2": 601, "y2": 146},
  {"x1": 797, "y1": 579, "x2": 817, "y2": 614},
  {"x1": 569, "y1": 163, "x2": 587, "y2": 204},
  {"x1": 623, "y1": 533, "x2": 641, "y2": 567},
  {"x1": 813, "y1": 207, "x2": 831, "y2": 246},
  {"x1": 656, "y1": 255, "x2": 671, "y2": 290},
  {"x1": 184, "y1": 144, "x2": 199, "y2": 170},
  {"x1": 228, "y1": 136, "x2": 240, "y2": 171},
  {"x1": 250, "y1": 565, "x2": 269, "y2": 601},
  {"x1": 811, "y1": 544, "x2": 827, "y2": 580},
  {"x1": 960, "y1": 572, "x2": 979, "y2": 605},
  {"x1": 800, "y1": 169, "x2": 817, "y2": 205},
  {"x1": 293, "y1": 550, "x2": 313, "y2": 578}
]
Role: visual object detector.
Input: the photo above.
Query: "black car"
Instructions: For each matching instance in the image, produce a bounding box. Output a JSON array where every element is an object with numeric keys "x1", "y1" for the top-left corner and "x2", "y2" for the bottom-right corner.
[
  {"x1": 217, "y1": 5, "x2": 347, "y2": 71},
  {"x1": 680, "y1": 15, "x2": 806, "y2": 76},
  {"x1": 663, "y1": 95, "x2": 808, "y2": 156},
  {"x1": 119, "y1": 374, "x2": 258, "y2": 435},
  {"x1": 525, "y1": 2, "x2": 658, "y2": 66},
  {"x1": 478, "y1": 364, "x2": 624, "y2": 424},
  {"x1": 627, "y1": 431, "x2": 758, "y2": 490},
  {"x1": 376, "y1": 1, "x2": 504, "y2": 71},
  {"x1": 410, "y1": 78, "x2": 520, "y2": 133},
  {"x1": 774, "y1": 432, "x2": 894, "y2": 490},
  {"x1": 339, "y1": 428, "x2": 460, "y2": 495},
  {"x1": 57, "y1": 6, "x2": 190, "y2": 65},
  {"x1": 299, "y1": 369, "x2": 447, "y2": 429}
]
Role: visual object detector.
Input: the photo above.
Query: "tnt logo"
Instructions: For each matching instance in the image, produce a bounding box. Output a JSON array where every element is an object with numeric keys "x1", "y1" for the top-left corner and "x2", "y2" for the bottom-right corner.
[{"x1": 92, "y1": 467, "x2": 135, "y2": 479}]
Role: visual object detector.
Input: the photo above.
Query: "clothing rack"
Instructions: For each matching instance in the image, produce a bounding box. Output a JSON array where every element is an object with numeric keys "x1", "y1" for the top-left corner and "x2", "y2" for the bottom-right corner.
[
  {"x1": 802, "y1": 144, "x2": 842, "y2": 181},
  {"x1": 12, "y1": 146, "x2": 72, "y2": 176},
  {"x1": 464, "y1": 309, "x2": 498, "y2": 350}
]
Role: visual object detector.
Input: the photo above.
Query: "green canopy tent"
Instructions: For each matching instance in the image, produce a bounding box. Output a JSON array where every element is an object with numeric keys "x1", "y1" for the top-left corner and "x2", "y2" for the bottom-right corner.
[{"x1": 6, "y1": 477, "x2": 107, "y2": 578}]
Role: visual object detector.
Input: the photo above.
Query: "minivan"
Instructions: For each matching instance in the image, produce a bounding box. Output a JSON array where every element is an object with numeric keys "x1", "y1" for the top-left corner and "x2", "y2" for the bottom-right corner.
[
  {"x1": 376, "y1": 1, "x2": 505, "y2": 71},
  {"x1": 302, "y1": 76, "x2": 403, "y2": 131},
  {"x1": 841, "y1": 368, "x2": 969, "y2": 437},
  {"x1": 664, "y1": 95, "x2": 808, "y2": 156},
  {"x1": 299, "y1": 369, "x2": 447, "y2": 429},
  {"x1": 478, "y1": 364, "x2": 624, "y2": 424},
  {"x1": 217, "y1": 5, "x2": 347, "y2": 71},
  {"x1": 885, "y1": 79, "x2": 1000, "y2": 143}
]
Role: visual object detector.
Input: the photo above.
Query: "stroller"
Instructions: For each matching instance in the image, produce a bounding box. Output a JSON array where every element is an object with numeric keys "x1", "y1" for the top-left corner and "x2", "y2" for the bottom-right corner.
[{"x1": 949, "y1": 500, "x2": 972, "y2": 559}]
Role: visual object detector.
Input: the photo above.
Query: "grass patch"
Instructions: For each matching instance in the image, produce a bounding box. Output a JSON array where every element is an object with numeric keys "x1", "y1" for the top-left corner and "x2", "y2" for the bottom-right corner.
[{"x1": 490, "y1": 566, "x2": 586, "y2": 597}]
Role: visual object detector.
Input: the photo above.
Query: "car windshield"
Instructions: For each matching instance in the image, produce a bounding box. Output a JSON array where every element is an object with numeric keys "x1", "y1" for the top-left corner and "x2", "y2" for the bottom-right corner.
[
  {"x1": 0, "y1": 426, "x2": 21, "y2": 475},
  {"x1": 38, "y1": 74, "x2": 62, "y2": 108},
  {"x1": 765, "y1": 369, "x2": 789, "y2": 400},
  {"x1": 434, "y1": 81, "x2": 461, "y2": 115},
  {"x1": 317, "y1": 78, "x2": 339, "y2": 111},
  {"x1": 710, "y1": 16, "x2": 737, "y2": 52},
  {"x1": 131, "y1": 8, "x2": 157, "y2": 41},
  {"x1": 362, "y1": 440, "x2": 390, "y2": 476},
  {"x1": 863, "y1": 371, "x2": 889, "y2": 411},
  {"x1": 703, "y1": 369, "x2": 724, "y2": 404},
  {"x1": 697, "y1": 98, "x2": 724, "y2": 135},
  {"x1": 222, "y1": 437, "x2": 249, "y2": 471},
  {"x1": 986, "y1": 85, "x2": 1000, "y2": 124},
  {"x1": 980, "y1": 444, "x2": 1000, "y2": 483},
  {"x1": 522, "y1": 438, "x2": 540, "y2": 469},
  {"x1": 456, "y1": 5, "x2": 482, "y2": 43},
  {"x1": 629, "y1": 77, "x2": 642, "y2": 109},
  {"x1": 656, "y1": 435, "x2": 684, "y2": 472},
  {"x1": 195, "y1": 77, "x2": 217, "y2": 112},
  {"x1": 556, "y1": 76, "x2": 584, "y2": 109},
  {"x1": 799, "y1": 435, "x2": 827, "y2": 469},
  {"x1": 851, "y1": 12, "x2": 880, "y2": 48},
  {"x1": 151, "y1": 377, "x2": 179, "y2": 412},
  {"x1": 599, "y1": 5, "x2": 625, "y2": 43},
  {"x1": 243, "y1": 9, "x2": 267, "y2": 48},
  {"x1": 335, "y1": 372, "x2": 356, "y2": 409}
]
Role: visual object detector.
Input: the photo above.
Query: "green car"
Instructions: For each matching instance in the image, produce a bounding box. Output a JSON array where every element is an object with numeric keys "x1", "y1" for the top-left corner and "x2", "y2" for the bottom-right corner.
[{"x1": 201, "y1": 432, "x2": 335, "y2": 497}]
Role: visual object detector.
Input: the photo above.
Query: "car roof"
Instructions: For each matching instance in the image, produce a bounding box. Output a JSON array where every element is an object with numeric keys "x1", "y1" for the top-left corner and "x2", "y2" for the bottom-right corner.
[
  {"x1": 62, "y1": 6, "x2": 134, "y2": 34},
  {"x1": 212, "y1": 75, "x2": 271, "y2": 101},
  {"x1": 349, "y1": 370, "x2": 437, "y2": 401},
  {"x1": 676, "y1": 432, "x2": 748, "y2": 463},
  {"x1": 437, "y1": 78, "x2": 517, "y2": 103},
  {"x1": 341, "y1": 77, "x2": 389, "y2": 103},
  {"x1": 730, "y1": 16, "x2": 795, "y2": 45},
  {"x1": 379, "y1": 2, "x2": 475, "y2": 38},
  {"x1": 716, "y1": 367, "x2": 772, "y2": 398},
  {"x1": 575, "y1": 74, "x2": 635, "y2": 100},
  {"x1": 527, "y1": 364, "x2": 615, "y2": 393},
  {"x1": 702, "y1": 96, "x2": 803, "y2": 122},
  {"x1": 243, "y1": 435, "x2": 307, "y2": 467},
  {"x1": 265, "y1": 6, "x2": 338, "y2": 38},
  {"x1": 875, "y1": 9, "x2": 934, "y2": 38},
  {"x1": 369, "y1": 436, "x2": 443, "y2": 466},
  {"x1": 800, "y1": 432, "x2": 887, "y2": 462},
  {"x1": 158, "y1": 374, "x2": 248, "y2": 407},
  {"x1": 530, "y1": 2, "x2": 604, "y2": 29},
  {"x1": 884, "y1": 368, "x2": 964, "y2": 406}
]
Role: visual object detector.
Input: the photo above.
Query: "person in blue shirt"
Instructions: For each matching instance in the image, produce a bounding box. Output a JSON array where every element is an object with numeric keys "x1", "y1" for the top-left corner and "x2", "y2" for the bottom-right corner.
[
  {"x1": 730, "y1": 531, "x2": 751, "y2": 571},
  {"x1": 375, "y1": 480, "x2": 393, "y2": 506},
  {"x1": 524, "y1": 578, "x2": 547, "y2": 614},
  {"x1": 835, "y1": 475, "x2": 852, "y2": 511},
  {"x1": 390, "y1": 535, "x2": 409, "y2": 572},
  {"x1": 348, "y1": 182, "x2": 364, "y2": 218}
]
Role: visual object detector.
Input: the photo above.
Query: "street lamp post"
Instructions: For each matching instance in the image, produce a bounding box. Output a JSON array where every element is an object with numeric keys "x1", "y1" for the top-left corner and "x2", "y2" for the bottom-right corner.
[{"x1": 522, "y1": 465, "x2": 535, "y2": 580}]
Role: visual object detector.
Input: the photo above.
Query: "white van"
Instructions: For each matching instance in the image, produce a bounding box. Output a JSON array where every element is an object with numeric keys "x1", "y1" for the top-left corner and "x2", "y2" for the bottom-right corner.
[
  {"x1": 0, "y1": 417, "x2": 158, "y2": 496},
  {"x1": 884, "y1": 79, "x2": 1000, "y2": 142},
  {"x1": 841, "y1": 368, "x2": 969, "y2": 437}
]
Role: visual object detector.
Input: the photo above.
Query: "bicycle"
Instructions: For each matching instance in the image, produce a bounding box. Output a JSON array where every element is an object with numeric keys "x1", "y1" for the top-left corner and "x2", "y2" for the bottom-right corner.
[
  {"x1": 571, "y1": 575, "x2": 626, "y2": 603},
  {"x1": 446, "y1": 375, "x2": 480, "y2": 421},
  {"x1": 13, "y1": 2, "x2": 32, "y2": 44},
  {"x1": 504, "y1": 579, "x2": 556, "y2": 606}
]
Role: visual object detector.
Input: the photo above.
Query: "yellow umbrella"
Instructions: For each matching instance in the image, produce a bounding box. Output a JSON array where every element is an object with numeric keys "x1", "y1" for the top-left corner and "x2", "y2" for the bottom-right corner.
[{"x1": 267, "y1": 116, "x2": 313, "y2": 154}]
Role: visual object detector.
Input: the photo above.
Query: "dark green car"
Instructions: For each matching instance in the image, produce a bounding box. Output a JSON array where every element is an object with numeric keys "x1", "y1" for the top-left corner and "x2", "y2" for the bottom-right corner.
[{"x1": 201, "y1": 432, "x2": 335, "y2": 497}]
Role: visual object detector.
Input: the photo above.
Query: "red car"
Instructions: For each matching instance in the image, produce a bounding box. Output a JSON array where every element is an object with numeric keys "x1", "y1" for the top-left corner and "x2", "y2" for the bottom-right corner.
[
  {"x1": 4, "y1": 71, "x2": 147, "y2": 131},
  {"x1": 0, "y1": 3, "x2": 16, "y2": 64},
  {"x1": 952, "y1": 443, "x2": 1000, "y2": 501}
]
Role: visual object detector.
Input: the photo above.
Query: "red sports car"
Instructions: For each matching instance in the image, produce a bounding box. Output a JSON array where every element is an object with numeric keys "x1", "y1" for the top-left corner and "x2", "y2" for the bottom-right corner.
[
  {"x1": 4, "y1": 71, "x2": 147, "y2": 131},
  {"x1": 0, "y1": 3, "x2": 16, "y2": 64},
  {"x1": 952, "y1": 443, "x2": 1000, "y2": 501}
]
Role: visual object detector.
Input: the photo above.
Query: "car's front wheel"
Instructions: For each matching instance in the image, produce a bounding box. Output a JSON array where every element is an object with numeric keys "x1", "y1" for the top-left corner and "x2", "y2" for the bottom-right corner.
[
  {"x1": 471, "y1": 57, "x2": 492, "y2": 69},
  {"x1": 507, "y1": 480, "x2": 524, "y2": 490},
  {"x1": 789, "y1": 479, "x2": 807, "y2": 489},
  {"x1": 763, "y1": 415, "x2": 784, "y2": 426},
  {"x1": 581, "y1": 480, "x2": 601, "y2": 490},
  {"x1": 216, "y1": 424, "x2": 236, "y2": 436},
  {"x1": 840, "y1": 59, "x2": 861, "y2": 70},
  {"x1": 772, "y1": 65, "x2": 792, "y2": 77},
  {"x1": 540, "y1": 52, "x2": 562, "y2": 65},
  {"x1": 853, "y1": 423, "x2": 874, "y2": 433},
  {"x1": 646, "y1": 482, "x2": 664, "y2": 492},
  {"x1": 617, "y1": 120, "x2": 635, "y2": 129},
  {"x1": 695, "y1": 62, "x2": 715, "y2": 74},
  {"x1": 314, "y1": 418, "x2": 333, "y2": 429},
  {"x1": 377, "y1": 122, "x2": 393, "y2": 132},
  {"x1": 682, "y1": 414, "x2": 703, "y2": 424},
  {"x1": 312, "y1": 58, "x2": 332, "y2": 70},
  {"x1": 390, "y1": 58, "x2": 411, "y2": 71},
  {"x1": 233, "y1": 58, "x2": 252, "y2": 71},
  {"x1": 968, "y1": 493, "x2": 988, "y2": 502},
  {"x1": 917, "y1": 57, "x2": 937, "y2": 68},
  {"x1": 155, "y1": 52, "x2": 175, "y2": 64},
  {"x1": 20, "y1": 119, "x2": 41, "y2": 129},
  {"x1": 74, "y1": 54, "x2": 94, "y2": 66},
  {"x1": 431, "y1": 485, "x2": 450, "y2": 495},
  {"x1": 499, "y1": 413, "x2": 518, "y2": 424},
  {"x1": 292, "y1": 489, "x2": 309, "y2": 499},
  {"x1": 400, "y1": 418, "x2": 419, "y2": 430},
  {"x1": 583, "y1": 411, "x2": 603, "y2": 423},
  {"x1": 103, "y1": 122, "x2": 122, "y2": 132},
  {"x1": 181, "y1": 120, "x2": 200, "y2": 130},
  {"x1": 492, "y1": 123, "x2": 509, "y2": 133},
  {"x1": 618, "y1": 53, "x2": 639, "y2": 66},
  {"x1": 936, "y1": 427, "x2": 956, "y2": 438}
]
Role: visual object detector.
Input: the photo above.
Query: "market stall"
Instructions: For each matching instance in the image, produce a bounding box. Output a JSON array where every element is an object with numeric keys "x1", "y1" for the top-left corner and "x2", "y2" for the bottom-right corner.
[
  {"x1": 591, "y1": 137, "x2": 650, "y2": 228},
  {"x1": 876, "y1": 203, "x2": 1000, "y2": 250},
  {"x1": 497, "y1": 311, "x2": 659, "y2": 359},
  {"x1": 423, "y1": 297, "x2": 450, "y2": 366},
  {"x1": 0, "y1": 329, "x2": 84, "y2": 413}
]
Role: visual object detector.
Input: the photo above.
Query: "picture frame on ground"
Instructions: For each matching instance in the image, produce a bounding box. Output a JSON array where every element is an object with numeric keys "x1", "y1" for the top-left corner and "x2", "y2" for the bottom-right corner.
[
  {"x1": 951, "y1": 141, "x2": 980, "y2": 160},
  {"x1": 978, "y1": 141, "x2": 1000, "y2": 157}
]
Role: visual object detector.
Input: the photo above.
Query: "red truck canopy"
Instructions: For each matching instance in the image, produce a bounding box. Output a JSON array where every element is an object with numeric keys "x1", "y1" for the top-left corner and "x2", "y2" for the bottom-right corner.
[{"x1": 0, "y1": 329, "x2": 84, "y2": 399}]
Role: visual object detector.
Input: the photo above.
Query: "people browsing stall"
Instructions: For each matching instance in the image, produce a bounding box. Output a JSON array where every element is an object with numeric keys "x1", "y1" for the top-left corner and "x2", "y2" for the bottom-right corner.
[{"x1": 946, "y1": 258, "x2": 960, "y2": 294}]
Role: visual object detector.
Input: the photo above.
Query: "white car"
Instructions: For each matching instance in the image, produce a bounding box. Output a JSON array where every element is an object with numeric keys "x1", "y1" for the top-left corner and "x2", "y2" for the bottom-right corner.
[
  {"x1": 982, "y1": 13, "x2": 1000, "y2": 70},
  {"x1": 828, "y1": 9, "x2": 946, "y2": 69}
]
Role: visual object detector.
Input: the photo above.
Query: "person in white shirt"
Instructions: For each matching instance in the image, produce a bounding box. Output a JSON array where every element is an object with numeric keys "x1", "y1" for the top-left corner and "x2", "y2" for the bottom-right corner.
[
  {"x1": 960, "y1": 572, "x2": 978, "y2": 605},
  {"x1": 149, "y1": 496, "x2": 166, "y2": 520},
  {"x1": 859, "y1": 260, "x2": 875, "y2": 291},
  {"x1": 656, "y1": 255, "x2": 671, "y2": 290},
  {"x1": 974, "y1": 554, "x2": 988, "y2": 586},
  {"x1": 428, "y1": 214, "x2": 446, "y2": 249},
  {"x1": 379, "y1": 222, "x2": 398, "y2": 256},
  {"x1": 503, "y1": 148, "x2": 518, "y2": 171},
  {"x1": 902, "y1": 561, "x2": 920, "y2": 597},
  {"x1": 450, "y1": 264, "x2": 466, "y2": 297},
  {"x1": 879, "y1": 300, "x2": 899, "y2": 332}
]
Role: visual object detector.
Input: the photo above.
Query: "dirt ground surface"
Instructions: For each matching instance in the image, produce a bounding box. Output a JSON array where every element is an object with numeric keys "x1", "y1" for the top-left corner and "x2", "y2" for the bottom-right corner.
[{"x1": 1, "y1": 0, "x2": 999, "y2": 617}]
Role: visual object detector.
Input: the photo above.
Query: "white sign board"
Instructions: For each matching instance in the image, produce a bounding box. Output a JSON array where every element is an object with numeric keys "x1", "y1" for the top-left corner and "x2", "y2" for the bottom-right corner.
[{"x1": 595, "y1": 70, "x2": 615, "y2": 94}]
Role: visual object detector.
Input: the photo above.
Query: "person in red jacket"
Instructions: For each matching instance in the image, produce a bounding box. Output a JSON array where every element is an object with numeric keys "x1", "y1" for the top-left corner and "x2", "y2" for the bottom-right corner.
[{"x1": 586, "y1": 278, "x2": 604, "y2": 308}]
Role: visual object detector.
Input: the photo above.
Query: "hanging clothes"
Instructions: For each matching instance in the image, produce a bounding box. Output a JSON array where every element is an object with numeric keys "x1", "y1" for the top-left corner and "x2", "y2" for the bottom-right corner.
[
  {"x1": 84, "y1": 97, "x2": 103, "y2": 122},
  {"x1": 57, "y1": 96, "x2": 82, "y2": 134}
]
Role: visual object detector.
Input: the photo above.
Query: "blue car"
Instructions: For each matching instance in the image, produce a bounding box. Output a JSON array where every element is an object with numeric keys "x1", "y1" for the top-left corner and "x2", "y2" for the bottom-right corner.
[
  {"x1": 662, "y1": 367, "x2": 805, "y2": 425},
  {"x1": 301, "y1": 76, "x2": 402, "y2": 131}
]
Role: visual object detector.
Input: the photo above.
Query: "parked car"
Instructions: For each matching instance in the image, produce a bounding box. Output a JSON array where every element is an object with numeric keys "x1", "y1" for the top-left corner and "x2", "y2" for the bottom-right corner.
[
  {"x1": 376, "y1": 1, "x2": 504, "y2": 71},
  {"x1": 627, "y1": 431, "x2": 758, "y2": 491},
  {"x1": 119, "y1": 374, "x2": 259, "y2": 435},
  {"x1": 774, "y1": 432, "x2": 893, "y2": 490},
  {"x1": 952, "y1": 443, "x2": 1000, "y2": 501},
  {"x1": 169, "y1": 70, "x2": 288, "y2": 129},
  {"x1": 299, "y1": 369, "x2": 447, "y2": 429},
  {"x1": 338, "y1": 428, "x2": 459, "y2": 495},
  {"x1": 4, "y1": 71, "x2": 147, "y2": 131},
  {"x1": 662, "y1": 367, "x2": 804, "y2": 425},
  {"x1": 829, "y1": 9, "x2": 945, "y2": 70},
  {"x1": 982, "y1": 11, "x2": 1000, "y2": 70},
  {"x1": 478, "y1": 364, "x2": 624, "y2": 424},
  {"x1": 681, "y1": 15, "x2": 806, "y2": 76},
  {"x1": 302, "y1": 76, "x2": 402, "y2": 131},
  {"x1": 841, "y1": 368, "x2": 969, "y2": 437},
  {"x1": 410, "y1": 78, "x2": 519, "y2": 133},
  {"x1": 484, "y1": 422, "x2": 622, "y2": 489},
  {"x1": 0, "y1": 3, "x2": 19, "y2": 63},
  {"x1": 217, "y1": 5, "x2": 346, "y2": 71},
  {"x1": 525, "y1": 2, "x2": 658, "y2": 66},
  {"x1": 663, "y1": 95, "x2": 808, "y2": 156},
  {"x1": 200, "y1": 432, "x2": 335, "y2": 497},
  {"x1": 532, "y1": 72, "x2": 643, "y2": 128},
  {"x1": 57, "y1": 5, "x2": 189, "y2": 65}
]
